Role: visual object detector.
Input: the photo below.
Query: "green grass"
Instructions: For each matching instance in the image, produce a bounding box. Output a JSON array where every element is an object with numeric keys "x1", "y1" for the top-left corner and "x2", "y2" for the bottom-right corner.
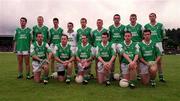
[{"x1": 0, "y1": 53, "x2": 180, "y2": 101}]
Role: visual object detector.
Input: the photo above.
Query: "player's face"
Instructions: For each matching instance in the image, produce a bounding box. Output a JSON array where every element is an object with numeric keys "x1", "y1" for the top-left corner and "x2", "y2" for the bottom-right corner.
[
  {"x1": 36, "y1": 34, "x2": 43, "y2": 43},
  {"x1": 61, "y1": 36, "x2": 68, "y2": 45},
  {"x1": 113, "y1": 16, "x2": 120, "y2": 24},
  {"x1": 130, "y1": 16, "x2": 137, "y2": 23},
  {"x1": 97, "y1": 20, "x2": 103, "y2": 28},
  {"x1": 143, "y1": 32, "x2": 151, "y2": 41},
  {"x1": 67, "y1": 23, "x2": 73, "y2": 30},
  {"x1": 124, "y1": 33, "x2": 132, "y2": 42},
  {"x1": 102, "y1": 35, "x2": 108, "y2": 43},
  {"x1": 20, "y1": 19, "x2": 27, "y2": 27},
  {"x1": 80, "y1": 20, "x2": 87, "y2": 28},
  {"x1": 82, "y1": 35, "x2": 87, "y2": 44},
  {"x1": 37, "y1": 17, "x2": 44, "y2": 26},
  {"x1": 149, "y1": 14, "x2": 156, "y2": 22},
  {"x1": 53, "y1": 20, "x2": 59, "y2": 27}
]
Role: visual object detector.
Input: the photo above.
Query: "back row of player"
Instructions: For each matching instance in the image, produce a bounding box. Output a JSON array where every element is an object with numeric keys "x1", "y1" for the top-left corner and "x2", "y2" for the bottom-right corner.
[{"x1": 14, "y1": 13, "x2": 166, "y2": 87}]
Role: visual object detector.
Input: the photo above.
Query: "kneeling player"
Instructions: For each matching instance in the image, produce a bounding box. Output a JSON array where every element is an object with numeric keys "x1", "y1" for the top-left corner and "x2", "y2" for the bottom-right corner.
[
  {"x1": 139, "y1": 30, "x2": 161, "y2": 87},
  {"x1": 96, "y1": 32, "x2": 116, "y2": 86},
  {"x1": 54, "y1": 34, "x2": 74, "y2": 84},
  {"x1": 30, "y1": 33, "x2": 52, "y2": 84}
]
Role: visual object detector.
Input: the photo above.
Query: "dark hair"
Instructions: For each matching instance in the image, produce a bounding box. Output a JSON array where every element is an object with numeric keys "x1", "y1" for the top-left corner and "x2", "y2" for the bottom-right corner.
[
  {"x1": 130, "y1": 14, "x2": 137, "y2": 17},
  {"x1": 143, "y1": 29, "x2": 151, "y2": 34},
  {"x1": 61, "y1": 34, "x2": 68, "y2": 39},
  {"x1": 102, "y1": 32, "x2": 109, "y2": 37},
  {"x1": 36, "y1": 32, "x2": 42, "y2": 37},
  {"x1": 82, "y1": 34, "x2": 87, "y2": 38},
  {"x1": 20, "y1": 17, "x2": 27, "y2": 22},
  {"x1": 53, "y1": 18, "x2": 59, "y2": 22},
  {"x1": 114, "y1": 14, "x2": 120, "y2": 17},
  {"x1": 68, "y1": 22, "x2": 73, "y2": 26},
  {"x1": 80, "y1": 18, "x2": 87, "y2": 22},
  {"x1": 125, "y1": 31, "x2": 132, "y2": 35},
  {"x1": 149, "y1": 13, "x2": 156, "y2": 17}
]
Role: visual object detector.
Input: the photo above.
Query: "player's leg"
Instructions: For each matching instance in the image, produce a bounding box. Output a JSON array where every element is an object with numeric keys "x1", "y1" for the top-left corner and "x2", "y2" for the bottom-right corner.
[
  {"x1": 129, "y1": 63, "x2": 137, "y2": 88},
  {"x1": 24, "y1": 54, "x2": 30, "y2": 79},
  {"x1": 42, "y1": 64, "x2": 49, "y2": 84},
  {"x1": 104, "y1": 64, "x2": 111, "y2": 86},
  {"x1": 56, "y1": 63, "x2": 65, "y2": 82},
  {"x1": 139, "y1": 62, "x2": 150, "y2": 85},
  {"x1": 17, "y1": 53, "x2": 23, "y2": 79},
  {"x1": 149, "y1": 64, "x2": 158, "y2": 87},
  {"x1": 97, "y1": 62, "x2": 105, "y2": 84},
  {"x1": 65, "y1": 62, "x2": 73, "y2": 84},
  {"x1": 121, "y1": 63, "x2": 129, "y2": 80},
  {"x1": 32, "y1": 61, "x2": 41, "y2": 83},
  {"x1": 83, "y1": 61, "x2": 92, "y2": 84},
  {"x1": 50, "y1": 55, "x2": 55, "y2": 73}
]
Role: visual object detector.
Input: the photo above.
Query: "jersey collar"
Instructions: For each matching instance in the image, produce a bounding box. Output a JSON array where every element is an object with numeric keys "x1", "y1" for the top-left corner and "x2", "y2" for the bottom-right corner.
[
  {"x1": 81, "y1": 43, "x2": 89, "y2": 47},
  {"x1": 130, "y1": 23, "x2": 137, "y2": 27},
  {"x1": 60, "y1": 43, "x2": 68, "y2": 48},
  {"x1": 124, "y1": 40, "x2": 132, "y2": 46},
  {"x1": 113, "y1": 24, "x2": 121, "y2": 28},
  {"x1": 142, "y1": 40, "x2": 152, "y2": 45},
  {"x1": 36, "y1": 41, "x2": 44, "y2": 47},
  {"x1": 101, "y1": 41, "x2": 109, "y2": 47}
]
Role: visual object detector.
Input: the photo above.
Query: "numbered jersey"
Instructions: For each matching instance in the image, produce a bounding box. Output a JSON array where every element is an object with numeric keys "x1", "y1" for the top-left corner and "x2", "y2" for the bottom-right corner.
[
  {"x1": 49, "y1": 27, "x2": 63, "y2": 45},
  {"x1": 144, "y1": 22, "x2": 166, "y2": 42},
  {"x1": 109, "y1": 24, "x2": 125, "y2": 43},
  {"x1": 125, "y1": 23, "x2": 143, "y2": 42},
  {"x1": 92, "y1": 28, "x2": 108, "y2": 46},
  {"x1": 77, "y1": 27, "x2": 92, "y2": 45},
  {"x1": 14, "y1": 27, "x2": 31, "y2": 51},
  {"x1": 32, "y1": 25, "x2": 49, "y2": 42}
]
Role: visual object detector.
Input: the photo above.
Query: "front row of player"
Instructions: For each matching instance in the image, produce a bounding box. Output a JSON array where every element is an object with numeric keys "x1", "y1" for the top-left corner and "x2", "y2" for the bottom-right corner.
[{"x1": 30, "y1": 29, "x2": 161, "y2": 87}]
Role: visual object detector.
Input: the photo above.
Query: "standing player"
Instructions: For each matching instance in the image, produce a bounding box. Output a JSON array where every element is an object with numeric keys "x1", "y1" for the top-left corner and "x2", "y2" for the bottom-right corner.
[
  {"x1": 76, "y1": 34, "x2": 93, "y2": 84},
  {"x1": 30, "y1": 33, "x2": 52, "y2": 84},
  {"x1": 144, "y1": 13, "x2": 166, "y2": 82},
  {"x1": 96, "y1": 32, "x2": 116, "y2": 86},
  {"x1": 14, "y1": 17, "x2": 31, "y2": 79},
  {"x1": 77, "y1": 18, "x2": 92, "y2": 45},
  {"x1": 54, "y1": 34, "x2": 74, "y2": 84},
  {"x1": 139, "y1": 29, "x2": 161, "y2": 87},
  {"x1": 109, "y1": 14, "x2": 125, "y2": 80},
  {"x1": 49, "y1": 18, "x2": 63, "y2": 74},
  {"x1": 64, "y1": 22, "x2": 77, "y2": 75},
  {"x1": 118, "y1": 31, "x2": 139, "y2": 88},
  {"x1": 32, "y1": 16, "x2": 49, "y2": 42},
  {"x1": 125, "y1": 14, "x2": 143, "y2": 80}
]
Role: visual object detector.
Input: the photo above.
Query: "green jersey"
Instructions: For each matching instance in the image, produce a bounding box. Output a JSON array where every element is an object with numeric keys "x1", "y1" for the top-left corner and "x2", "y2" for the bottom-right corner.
[
  {"x1": 96, "y1": 42, "x2": 115, "y2": 62},
  {"x1": 14, "y1": 27, "x2": 31, "y2": 51},
  {"x1": 55, "y1": 43, "x2": 73, "y2": 61},
  {"x1": 92, "y1": 28, "x2": 108, "y2": 46},
  {"x1": 77, "y1": 27, "x2": 92, "y2": 45},
  {"x1": 76, "y1": 43, "x2": 92, "y2": 59},
  {"x1": 138, "y1": 40, "x2": 161, "y2": 62},
  {"x1": 32, "y1": 25, "x2": 49, "y2": 42},
  {"x1": 125, "y1": 23, "x2": 143, "y2": 42},
  {"x1": 144, "y1": 22, "x2": 166, "y2": 42},
  {"x1": 120, "y1": 41, "x2": 139, "y2": 64},
  {"x1": 30, "y1": 42, "x2": 52, "y2": 59},
  {"x1": 49, "y1": 27, "x2": 63, "y2": 45},
  {"x1": 109, "y1": 24, "x2": 125, "y2": 43}
]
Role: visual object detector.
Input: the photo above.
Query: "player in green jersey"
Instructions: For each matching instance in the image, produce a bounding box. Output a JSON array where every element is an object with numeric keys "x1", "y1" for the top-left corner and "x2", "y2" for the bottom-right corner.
[
  {"x1": 118, "y1": 31, "x2": 139, "y2": 88},
  {"x1": 76, "y1": 34, "x2": 93, "y2": 84},
  {"x1": 54, "y1": 34, "x2": 74, "y2": 84},
  {"x1": 76, "y1": 18, "x2": 92, "y2": 45},
  {"x1": 125, "y1": 14, "x2": 143, "y2": 80},
  {"x1": 14, "y1": 17, "x2": 31, "y2": 79},
  {"x1": 144, "y1": 13, "x2": 166, "y2": 82},
  {"x1": 138, "y1": 29, "x2": 161, "y2": 87},
  {"x1": 30, "y1": 33, "x2": 52, "y2": 84},
  {"x1": 96, "y1": 32, "x2": 116, "y2": 86},
  {"x1": 32, "y1": 16, "x2": 49, "y2": 42},
  {"x1": 49, "y1": 18, "x2": 63, "y2": 74},
  {"x1": 108, "y1": 14, "x2": 126, "y2": 80}
]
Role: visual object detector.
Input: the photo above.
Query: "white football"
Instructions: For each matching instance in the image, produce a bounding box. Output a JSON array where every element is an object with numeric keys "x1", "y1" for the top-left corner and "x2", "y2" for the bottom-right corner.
[
  {"x1": 75, "y1": 75, "x2": 83, "y2": 83},
  {"x1": 50, "y1": 72, "x2": 58, "y2": 79},
  {"x1": 119, "y1": 79, "x2": 129, "y2": 87},
  {"x1": 113, "y1": 73, "x2": 120, "y2": 80}
]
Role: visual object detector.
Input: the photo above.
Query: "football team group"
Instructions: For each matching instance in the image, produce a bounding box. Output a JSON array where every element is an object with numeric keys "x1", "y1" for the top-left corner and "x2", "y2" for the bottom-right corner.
[{"x1": 13, "y1": 13, "x2": 166, "y2": 88}]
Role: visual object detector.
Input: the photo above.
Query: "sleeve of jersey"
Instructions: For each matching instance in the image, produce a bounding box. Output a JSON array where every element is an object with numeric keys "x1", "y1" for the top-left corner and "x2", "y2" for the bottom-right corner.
[
  {"x1": 138, "y1": 45, "x2": 143, "y2": 58},
  {"x1": 96, "y1": 46, "x2": 100, "y2": 58},
  {"x1": 30, "y1": 44, "x2": 35, "y2": 56},
  {"x1": 54, "y1": 46, "x2": 59, "y2": 57},
  {"x1": 70, "y1": 46, "x2": 75, "y2": 56},
  {"x1": 13, "y1": 30, "x2": 17, "y2": 41},
  {"x1": 116, "y1": 44, "x2": 124, "y2": 54},
  {"x1": 155, "y1": 43, "x2": 161, "y2": 56},
  {"x1": 46, "y1": 43, "x2": 52, "y2": 53},
  {"x1": 111, "y1": 43, "x2": 117, "y2": 54},
  {"x1": 161, "y1": 25, "x2": 166, "y2": 39},
  {"x1": 135, "y1": 44, "x2": 140, "y2": 55}
]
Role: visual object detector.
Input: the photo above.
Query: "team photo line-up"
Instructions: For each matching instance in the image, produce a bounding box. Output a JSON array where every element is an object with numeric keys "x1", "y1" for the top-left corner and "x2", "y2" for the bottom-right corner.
[{"x1": 14, "y1": 13, "x2": 166, "y2": 88}]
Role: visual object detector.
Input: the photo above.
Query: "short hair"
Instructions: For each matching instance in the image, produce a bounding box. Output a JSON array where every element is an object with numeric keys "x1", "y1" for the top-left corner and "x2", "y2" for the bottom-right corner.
[
  {"x1": 102, "y1": 32, "x2": 109, "y2": 37},
  {"x1": 20, "y1": 17, "x2": 27, "y2": 22},
  {"x1": 37, "y1": 16, "x2": 43, "y2": 20},
  {"x1": 130, "y1": 14, "x2": 137, "y2": 17},
  {"x1": 114, "y1": 14, "x2": 120, "y2": 17},
  {"x1": 61, "y1": 34, "x2": 68, "y2": 39},
  {"x1": 149, "y1": 13, "x2": 156, "y2": 17},
  {"x1": 53, "y1": 18, "x2": 59, "y2": 22},
  {"x1": 143, "y1": 29, "x2": 151, "y2": 34},
  {"x1": 82, "y1": 34, "x2": 87, "y2": 38},
  {"x1": 68, "y1": 22, "x2": 73, "y2": 26},
  {"x1": 125, "y1": 31, "x2": 132, "y2": 35},
  {"x1": 97, "y1": 19, "x2": 103, "y2": 22},
  {"x1": 36, "y1": 32, "x2": 42, "y2": 37},
  {"x1": 80, "y1": 18, "x2": 87, "y2": 22}
]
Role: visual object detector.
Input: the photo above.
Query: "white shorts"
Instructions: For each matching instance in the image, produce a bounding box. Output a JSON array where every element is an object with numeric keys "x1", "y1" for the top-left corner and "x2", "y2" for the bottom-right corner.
[
  {"x1": 139, "y1": 62, "x2": 149, "y2": 75},
  {"x1": 56, "y1": 63, "x2": 65, "y2": 72},
  {"x1": 92, "y1": 47, "x2": 97, "y2": 56},
  {"x1": 71, "y1": 46, "x2": 77, "y2": 55},
  {"x1": 77, "y1": 62, "x2": 90, "y2": 73},
  {"x1": 16, "y1": 51, "x2": 29, "y2": 55},
  {"x1": 32, "y1": 61, "x2": 41, "y2": 72},
  {"x1": 121, "y1": 63, "x2": 129, "y2": 75},
  {"x1": 50, "y1": 44, "x2": 56, "y2": 54},
  {"x1": 97, "y1": 62, "x2": 104, "y2": 73},
  {"x1": 156, "y1": 42, "x2": 164, "y2": 54}
]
